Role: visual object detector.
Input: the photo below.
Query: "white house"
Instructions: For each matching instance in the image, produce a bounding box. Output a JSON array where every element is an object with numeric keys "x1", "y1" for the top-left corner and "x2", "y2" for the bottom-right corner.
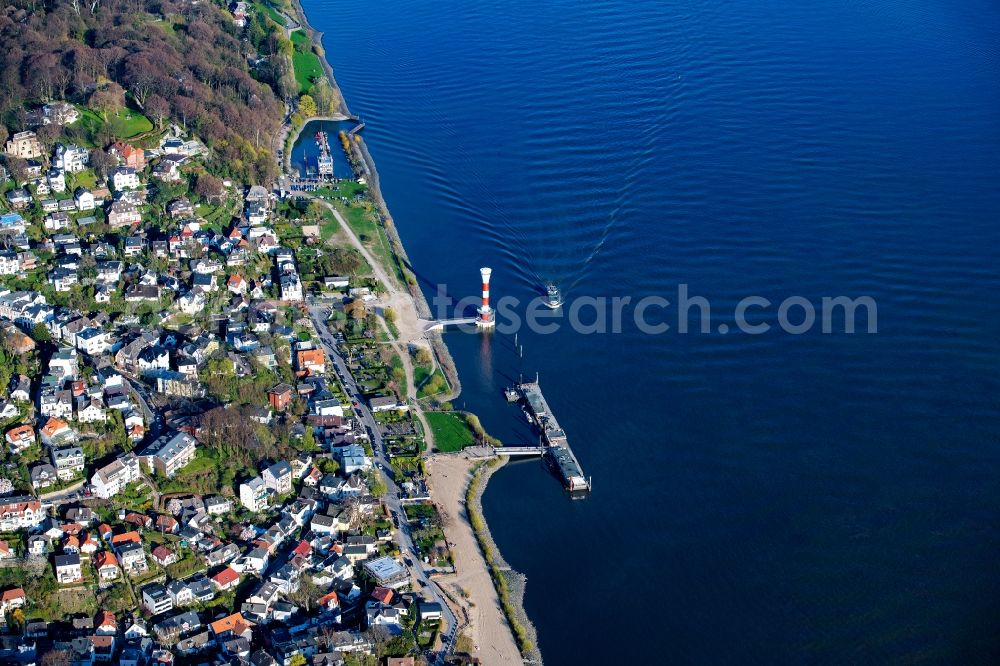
[
  {"x1": 112, "y1": 167, "x2": 140, "y2": 191},
  {"x1": 74, "y1": 188, "x2": 95, "y2": 211},
  {"x1": 262, "y1": 460, "x2": 292, "y2": 495},
  {"x1": 239, "y1": 476, "x2": 269, "y2": 513},
  {"x1": 76, "y1": 399, "x2": 107, "y2": 424},
  {"x1": 55, "y1": 144, "x2": 89, "y2": 173},
  {"x1": 91, "y1": 453, "x2": 141, "y2": 499}
]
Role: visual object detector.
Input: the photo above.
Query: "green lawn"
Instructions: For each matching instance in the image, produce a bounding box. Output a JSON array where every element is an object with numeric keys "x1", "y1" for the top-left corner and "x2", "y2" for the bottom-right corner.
[
  {"x1": 253, "y1": 1, "x2": 286, "y2": 26},
  {"x1": 75, "y1": 105, "x2": 154, "y2": 142},
  {"x1": 416, "y1": 368, "x2": 448, "y2": 399},
  {"x1": 426, "y1": 412, "x2": 477, "y2": 453},
  {"x1": 67, "y1": 170, "x2": 98, "y2": 191},
  {"x1": 315, "y1": 181, "x2": 368, "y2": 200},
  {"x1": 291, "y1": 30, "x2": 324, "y2": 93},
  {"x1": 337, "y1": 202, "x2": 404, "y2": 285}
]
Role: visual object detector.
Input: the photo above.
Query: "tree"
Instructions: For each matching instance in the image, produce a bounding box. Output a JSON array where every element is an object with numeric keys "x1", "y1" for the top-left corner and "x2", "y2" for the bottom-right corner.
[
  {"x1": 414, "y1": 347, "x2": 433, "y2": 366},
  {"x1": 3, "y1": 157, "x2": 29, "y2": 185},
  {"x1": 298, "y1": 94, "x2": 317, "y2": 118},
  {"x1": 288, "y1": 575, "x2": 318, "y2": 612},
  {"x1": 195, "y1": 173, "x2": 223, "y2": 201},
  {"x1": 345, "y1": 300, "x2": 366, "y2": 320},
  {"x1": 367, "y1": 470, "x2": 387, "y2": 497},
  {"x1": 90, "y1": 149, "x2": 117, "y2": 181},
  {"x1": 35, "y1": 123, "x2": 62, "y2": 149},
  {"x1": 31, "y1": 324, "x2": 52, "y2": 342},
  {"x1": 41, "y1": 650, "x2": 70, "y2": 666},
  {"x1": 7, "y1": 608, "x2": 25, "y2": 633},
  {"x1": 146, "y1": 95, "x2": 170, "y2": 129},
  {"x1": 89, "y1": 82, "x2": 125, "y2": 121},
  {"x1": 311, "y1": 79, "x2": 337, "y2": 115},
  {"x1": 305, "y1": 199, "x2": 325, "y2": 221},
  {"x1": 288, "y1": 655, "x2": 307, "y2": 666}
]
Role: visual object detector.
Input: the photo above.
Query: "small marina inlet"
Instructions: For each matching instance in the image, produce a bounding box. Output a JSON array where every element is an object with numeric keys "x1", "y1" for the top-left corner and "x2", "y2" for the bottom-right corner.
[
  {"x1": 505, "y1": 379, "x2": 591, "y2": 493},
  {"x1": 289, "y1": 119, "x2": 358, "y2": 180}
]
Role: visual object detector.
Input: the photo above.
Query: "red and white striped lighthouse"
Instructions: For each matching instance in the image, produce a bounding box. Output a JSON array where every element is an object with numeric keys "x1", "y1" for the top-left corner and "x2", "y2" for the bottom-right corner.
[{"x1": 477, "y1": 267, "x2": 495, "y2": 328}]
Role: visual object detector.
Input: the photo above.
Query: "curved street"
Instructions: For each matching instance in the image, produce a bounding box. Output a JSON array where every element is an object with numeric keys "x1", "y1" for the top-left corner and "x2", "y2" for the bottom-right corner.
[{"x1": 307, "y1": 304, "x2": 459, "y2": 661}]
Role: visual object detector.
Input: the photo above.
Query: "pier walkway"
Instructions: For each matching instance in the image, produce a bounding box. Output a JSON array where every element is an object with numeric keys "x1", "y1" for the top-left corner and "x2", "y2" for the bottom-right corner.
[{"x1": 420, "y1": 317, "x2": 478, "y2": 332}]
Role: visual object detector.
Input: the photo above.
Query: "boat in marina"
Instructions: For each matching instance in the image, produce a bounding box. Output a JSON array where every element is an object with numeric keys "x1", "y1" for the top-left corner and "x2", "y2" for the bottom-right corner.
[{"x1": 315, "y1": 131, "x2": 334, "y2": 178}]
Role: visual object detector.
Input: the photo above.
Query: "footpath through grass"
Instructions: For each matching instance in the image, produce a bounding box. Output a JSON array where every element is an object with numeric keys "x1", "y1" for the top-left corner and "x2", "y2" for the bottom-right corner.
[{"x1": 426, "y1": 412, "x2": 477, "y2": 453}]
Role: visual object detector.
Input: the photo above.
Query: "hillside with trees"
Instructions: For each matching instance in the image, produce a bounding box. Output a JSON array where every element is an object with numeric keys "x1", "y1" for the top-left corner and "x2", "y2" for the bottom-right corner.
[{"x1": 0, "y1": 0, "x2": 292, "y2": 183}]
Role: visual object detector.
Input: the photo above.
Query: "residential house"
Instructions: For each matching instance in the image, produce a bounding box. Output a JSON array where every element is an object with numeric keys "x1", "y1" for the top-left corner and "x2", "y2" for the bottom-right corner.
[
  {"x1": 116, "y1": 541, "x2": 148, "y2": 575},
  {"x1": 55, "y1": 552, "x2": 83, "y2": 584},
  {"x1": 151, "y1": 545, "x2": 178, "y2": 567},
  {"x1": 50, "y1": 444, "x2": 84, "y2": 481},
  {"x1": 111, "y1": 142, "x2": 146, "y2": 170},
  {"x1": 55, "y1": 144, "x2": 89, "y2": 172},
  {"x1": 74, "y1": 188, "x2": 96, "y2": 211},
  {"x1": 94, "y1": 551, "x2": 120, "y2": 581},
  {"x1": 90, "y1": 453, "x2": 141, "y2": 499},
  {"x1": 4, "y1": 131, "x2": 42, "y2": 159},
  {"x1": 295, "y1": 347, "x2": 326, "y2": 376},
  {"x1": 142, "y1": 583, "x2": 174, "y2": 615},
  {"x1": 205, "y1": 496, "x2": 232, "y2": 515},
  {"x1": 112, "y1": 166, "x2": 140, "y2": 190},
  {"x1": 268, "y1": 383, "x2": 294, "y2": 412},
  {"x1": 210, "y1": 567, "x2": 241, "y2": 592},
  {"x1": 6, "y1": 425, "x2": 35, "y2": 455},
  {"x1": 107, "y1": 200, "x2": 141, "y2": 228},
  {"x1": 30, "y1": 463, "x2": 58, "y2": 490},
  {"x1": 239, "y1": 476, "x2": 269, "y2": 513},
  {"x1": 138, "y1": 431, "x2": 197, "y2": 478},
  {"x1": 262, "y1": 460, "x2": 292, "y2": 495}
]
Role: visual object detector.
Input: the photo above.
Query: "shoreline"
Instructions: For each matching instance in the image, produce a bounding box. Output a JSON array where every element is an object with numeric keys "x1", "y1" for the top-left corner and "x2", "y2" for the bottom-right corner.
[
  {"x1": 284, "y1": 0, "x2": 533, "y2": 659},
  {"x1": 289, "y1": 0, "x2": 463, "y2": 403},
  {"x1": 465, "y1": 457, "x2": 543, "y2": 662}
]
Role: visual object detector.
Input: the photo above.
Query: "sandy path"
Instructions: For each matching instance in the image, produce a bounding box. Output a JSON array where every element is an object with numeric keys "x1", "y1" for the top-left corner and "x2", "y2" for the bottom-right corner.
[{"x1": 427, "y1": 454, "x2": 522, "y2": 665}]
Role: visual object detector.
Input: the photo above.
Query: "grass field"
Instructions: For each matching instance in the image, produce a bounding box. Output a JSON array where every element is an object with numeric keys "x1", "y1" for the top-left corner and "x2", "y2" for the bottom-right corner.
[
  {"x1": 253, "y1": 0, "x2": 286, "y2": 26},
  {"x1": 291, "y1": 29, "x2": 324, "y2": 93},
  {"x1": 76, "y1": 105, "x2": 154, "y2": 143},
  {"x1": 426, "y1": 412, "x2": 476, "y2": 453}
]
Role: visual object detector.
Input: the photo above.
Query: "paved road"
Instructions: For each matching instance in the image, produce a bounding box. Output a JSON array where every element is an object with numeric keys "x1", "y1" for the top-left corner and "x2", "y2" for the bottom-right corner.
[
  {"x1": 306, "y1": 303, "x2": 459, "y2": 662},
  {"x1": 39, "y1": 479, "x2": 87, "y2": 507}
]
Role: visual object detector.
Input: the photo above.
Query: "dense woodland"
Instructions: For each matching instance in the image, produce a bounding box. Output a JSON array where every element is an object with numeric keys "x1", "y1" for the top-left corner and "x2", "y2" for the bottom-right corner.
[{"x1": 0, "y1": 0, "x2": 296, "y2": 183}]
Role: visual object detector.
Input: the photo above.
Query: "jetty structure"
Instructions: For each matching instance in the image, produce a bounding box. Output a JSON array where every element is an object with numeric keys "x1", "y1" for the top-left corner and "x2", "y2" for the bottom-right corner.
[
  {"x1": 315, "y1": 130, "x2": 334, "y2": 178},
  {"x1": 507, "y1": 378, "x2": 591, "y2": 493}
]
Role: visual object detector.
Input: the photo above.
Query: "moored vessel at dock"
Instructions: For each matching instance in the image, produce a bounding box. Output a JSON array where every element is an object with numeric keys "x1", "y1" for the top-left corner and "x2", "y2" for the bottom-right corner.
[
  {"x1": 508, "y1": 379, "x2": 591, "y2": 493},
  {"x1": 315, "y1": 130, "x2": 334, "y2": 177}
]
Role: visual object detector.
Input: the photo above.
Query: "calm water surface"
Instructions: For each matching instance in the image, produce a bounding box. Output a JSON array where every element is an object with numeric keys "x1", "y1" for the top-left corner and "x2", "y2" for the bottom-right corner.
[{"x1": 300, "y1": 0, "x2": 1000, "y2": 662}]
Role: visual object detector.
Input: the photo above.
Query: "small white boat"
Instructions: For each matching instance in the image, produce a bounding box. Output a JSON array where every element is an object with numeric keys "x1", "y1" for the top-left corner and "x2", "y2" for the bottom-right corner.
[{"x1": 545, "y1": 282, "x2": 562, "y2": 309}]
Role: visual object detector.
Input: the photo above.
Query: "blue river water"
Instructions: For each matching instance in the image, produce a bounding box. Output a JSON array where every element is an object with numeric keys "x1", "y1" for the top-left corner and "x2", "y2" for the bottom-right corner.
[{"x1": 299, "y1": 0, "x2": 1000, "y2": 662}]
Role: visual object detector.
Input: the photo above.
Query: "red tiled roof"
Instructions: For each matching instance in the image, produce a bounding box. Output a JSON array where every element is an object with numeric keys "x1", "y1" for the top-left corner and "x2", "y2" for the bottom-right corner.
[
  {"x1": 370, "y1": 586, "x2": 394, "y2": 605},
  {"x1": 151, "y1": 545, "x2": 174, "y2": 562},
  {"x1": 110, "y1": 531, "x2": 141, "y2": 545},
  {"x1": 211, "y1": 567, "x2": 239, "y2": 587},
  {"x1": 94, "y1": 551, "x2": 118, "y2": 570}
]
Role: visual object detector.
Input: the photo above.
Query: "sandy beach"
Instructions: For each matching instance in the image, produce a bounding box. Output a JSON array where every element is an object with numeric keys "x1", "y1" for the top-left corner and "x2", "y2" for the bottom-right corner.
[{"x1": 426, "y1": 454, "x2": 523, "y2": 665}]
